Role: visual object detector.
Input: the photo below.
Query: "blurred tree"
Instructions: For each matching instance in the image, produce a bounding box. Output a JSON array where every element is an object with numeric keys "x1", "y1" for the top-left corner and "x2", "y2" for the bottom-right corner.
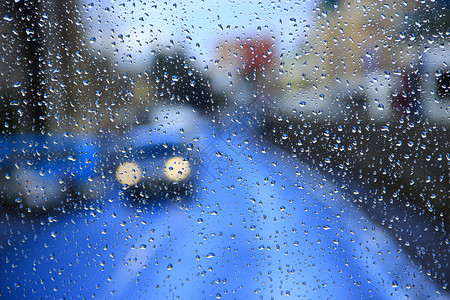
[
  {"x1": 5, "y1": 0, "x2": 46, "y2": 133},
  {"x1": 0, "y1": 0, "x2": 121, "y2": 133},
  {"x1": 0, "y1": 90, "x2": 20, "y2": 134},
  {"x1": 149, "y1": 51, "x2": 221, "y2": 113},
  {"x1": 44, "y1": 0, "x2": 119, "y2": 132}
]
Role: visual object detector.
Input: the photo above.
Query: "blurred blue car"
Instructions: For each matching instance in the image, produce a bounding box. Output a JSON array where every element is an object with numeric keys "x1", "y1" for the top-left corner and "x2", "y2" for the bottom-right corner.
[
  {"x1": 0, "y1": 115, "x2": 445, "y2": 299},
  {"x1": 111, "y1": 124, "x2": 196, "y2": 203},
  {"x1": 0, "y1": 134, "x2": 100, "y2": 212}
]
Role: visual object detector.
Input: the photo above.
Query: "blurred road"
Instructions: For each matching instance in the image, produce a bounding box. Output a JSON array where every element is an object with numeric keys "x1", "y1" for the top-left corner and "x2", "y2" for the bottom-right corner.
[{"x1": 0, "y1": 115, "x2": 445, "y2": 299}]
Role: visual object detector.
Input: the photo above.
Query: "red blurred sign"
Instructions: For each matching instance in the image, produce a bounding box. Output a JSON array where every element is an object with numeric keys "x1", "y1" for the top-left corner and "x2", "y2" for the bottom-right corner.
[{"x1": 240, "y1": 38, "x2": 275, "y2": 76}]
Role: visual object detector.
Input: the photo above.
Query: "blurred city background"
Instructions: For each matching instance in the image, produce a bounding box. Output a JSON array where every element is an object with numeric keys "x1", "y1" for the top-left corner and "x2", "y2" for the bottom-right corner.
[{"x1": 0, "y1": 0, "x2": 448, "y2": 289}]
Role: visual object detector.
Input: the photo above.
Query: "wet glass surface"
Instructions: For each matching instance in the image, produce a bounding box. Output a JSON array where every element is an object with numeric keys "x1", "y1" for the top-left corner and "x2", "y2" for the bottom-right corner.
[{"x1": 0, "y1": 0, "x2": 448, "y2": 298}]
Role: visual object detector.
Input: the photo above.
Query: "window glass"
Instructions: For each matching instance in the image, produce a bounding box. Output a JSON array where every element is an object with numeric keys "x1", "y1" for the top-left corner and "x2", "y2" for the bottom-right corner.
[{"x1": 0, "y1": 0, "x2": 448, "y2": 298}]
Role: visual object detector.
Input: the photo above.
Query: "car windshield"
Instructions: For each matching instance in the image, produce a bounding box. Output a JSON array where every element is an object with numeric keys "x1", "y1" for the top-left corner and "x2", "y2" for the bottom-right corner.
[{"x1": 0, "y1": 0, "x2": 448, "y2": 298}]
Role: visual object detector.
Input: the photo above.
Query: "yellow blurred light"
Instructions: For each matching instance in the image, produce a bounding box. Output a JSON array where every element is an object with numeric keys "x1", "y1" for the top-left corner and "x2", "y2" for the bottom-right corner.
[
  {"x1": 164, "y1": 156, "x2": 191, "y2": 182},
  {"x1": 116, "y1": 162, "x2": 142, "y2": 186}
]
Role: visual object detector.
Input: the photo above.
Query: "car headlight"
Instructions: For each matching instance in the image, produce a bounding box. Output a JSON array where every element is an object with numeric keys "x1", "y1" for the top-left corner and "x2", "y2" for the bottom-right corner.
[
  {"x1": 115, "y1": 162, "x2": 142, "y2": 186},
  {"x1": 164, "y1": 156, "x2": 191, "y2": 182}
]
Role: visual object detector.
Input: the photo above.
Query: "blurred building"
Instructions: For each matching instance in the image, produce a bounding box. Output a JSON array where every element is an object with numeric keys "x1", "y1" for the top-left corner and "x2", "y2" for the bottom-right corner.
[
  {"x1": 213, "y1": 35, "x2": 280, "y2": 119},
  {"x1": 276, "y1": 0, "x2": 449, "y2": 124}
]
